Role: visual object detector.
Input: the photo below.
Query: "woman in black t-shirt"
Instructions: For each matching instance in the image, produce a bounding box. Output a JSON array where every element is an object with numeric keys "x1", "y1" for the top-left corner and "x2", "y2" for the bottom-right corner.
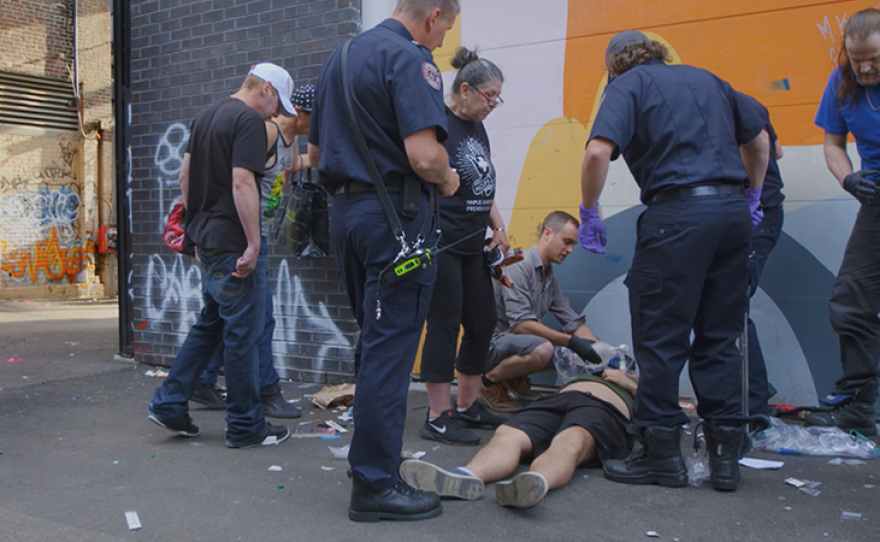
[{"x1": 419, "y1": 47, "x2": 511, "y2": 446}]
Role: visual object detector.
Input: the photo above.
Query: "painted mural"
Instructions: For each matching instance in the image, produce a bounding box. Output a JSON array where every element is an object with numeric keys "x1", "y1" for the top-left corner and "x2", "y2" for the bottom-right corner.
[{"x1": 406, "y1": 0, "x2": 880, "y2": 406}]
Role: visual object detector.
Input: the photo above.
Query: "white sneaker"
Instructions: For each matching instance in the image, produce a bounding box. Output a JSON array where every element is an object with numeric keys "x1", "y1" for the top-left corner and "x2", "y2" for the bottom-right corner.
[
  {"x1": 399, "y1": 459, "x2": 484, "y2": 500},
  {"x1": 495, "y1": 472, "x2": 549, "y2": 508}
]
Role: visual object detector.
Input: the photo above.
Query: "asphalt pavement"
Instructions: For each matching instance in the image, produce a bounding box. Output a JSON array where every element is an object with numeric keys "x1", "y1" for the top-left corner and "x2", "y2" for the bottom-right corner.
[{"x1": 0, "y1": 300, "x2": 877, "y2": 542}]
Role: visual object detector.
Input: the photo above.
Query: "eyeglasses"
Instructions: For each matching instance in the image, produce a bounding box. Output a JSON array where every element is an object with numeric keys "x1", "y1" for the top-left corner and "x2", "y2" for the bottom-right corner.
[{"x1": 472, "y1": 86, "x2": 504, "y2": 108}]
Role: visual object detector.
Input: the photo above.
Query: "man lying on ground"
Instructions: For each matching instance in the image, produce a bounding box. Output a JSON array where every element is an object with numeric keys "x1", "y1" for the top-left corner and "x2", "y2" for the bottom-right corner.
[{"x1": 401, "y1": 368, "x2": 637, "y2": 508}]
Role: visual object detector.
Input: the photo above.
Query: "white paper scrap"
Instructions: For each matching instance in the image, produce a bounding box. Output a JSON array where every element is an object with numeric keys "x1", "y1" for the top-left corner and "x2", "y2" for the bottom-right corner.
[
  {"x1": 125, "y1": 511, "x2": 142, "y2": 531},
  {"x1": 785, "y1": 477, "x2": 805, "y2": 488},
  {"x1": 268, "y1": 465, "x2": 282, "y2": 472},
  {"x1": 325, "y1": 420, "x2": 348, "y2": 433},
  {"x1": 739, "y1": 457, "x2": 784, "y2": 470},
  {"x1": 329, "y1": 445, "x2": 350, "y2": 459}
]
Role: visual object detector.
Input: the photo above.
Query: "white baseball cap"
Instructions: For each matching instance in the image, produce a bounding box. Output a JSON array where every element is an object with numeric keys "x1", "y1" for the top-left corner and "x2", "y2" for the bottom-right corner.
[{"x1": 248, "y1": 63, "x2": 296, "y2": 116}]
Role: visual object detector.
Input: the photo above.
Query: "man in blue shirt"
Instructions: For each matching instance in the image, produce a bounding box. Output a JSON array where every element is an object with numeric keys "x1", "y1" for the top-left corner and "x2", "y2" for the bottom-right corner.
[
  {"x1": 579, "y1": 31, "x2": 770, "y2": 492},
  {"x1": 308, "y1": 0, "x2": 461, "y2": 522},
  {"x1": 806, "y1": 8, "x2": 880, "y2": 436}
]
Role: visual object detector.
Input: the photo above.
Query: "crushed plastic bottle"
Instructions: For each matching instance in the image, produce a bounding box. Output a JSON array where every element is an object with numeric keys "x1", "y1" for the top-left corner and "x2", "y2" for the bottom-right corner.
[
  {"x1": 752, "y1": 418, "x2": 879, "y2": 459},
  {"x1": 686, "y1": 447, "x2": 711, "y2": 487},
  {"x1": 554, "y1": 347, "x2": 586, "y2": 383},
  {"x1": 555, "y1": 343, "x2": 637, "y2": 383}
]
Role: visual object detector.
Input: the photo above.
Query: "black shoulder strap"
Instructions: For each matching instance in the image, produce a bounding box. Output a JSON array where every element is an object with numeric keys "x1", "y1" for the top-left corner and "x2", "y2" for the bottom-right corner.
[{"x1": 339, "y1": 39, "x2": 408, "y2": 250}]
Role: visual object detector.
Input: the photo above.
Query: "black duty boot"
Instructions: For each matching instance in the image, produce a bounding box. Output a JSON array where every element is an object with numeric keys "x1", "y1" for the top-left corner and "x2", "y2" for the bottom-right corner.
[
  {"x1": 603, "y1": 425, "x2": 687, "y2": 487},
  {"x1": 803, "y1": 380, "x2": 878, "y2": 436},
  {"x1": 348, "y1": 472, "x2": 442, "y2": 522},
  {"x1": 704, "y1": 423, "x2": 747, "y2": 492},
  {"x1": 260, "y1": 382, "x2": 302, "y2": 419}
]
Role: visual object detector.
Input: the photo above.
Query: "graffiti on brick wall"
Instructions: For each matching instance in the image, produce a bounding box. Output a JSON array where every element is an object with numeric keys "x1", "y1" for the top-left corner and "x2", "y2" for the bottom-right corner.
[
  {"x1": 138, "y1": 254, "x2": 350, "y2": 360},
  {"x1": 0, "y1": 141, "x2": 93, "y2": 286},
  {"x1": 2, "y1": 182, "x2": 82, "y2": 244},
  {"x1": 273, "y1": 259, "x2": 351, "y2": 361},
  {"x1": 141, "y1": 253, "x2": 202, "y2": 334},
  {"x1": 1, "y1": 227, "x2": 95, "y2": 284},
  {"x1": 153, "y1": 123, "x2": 189, "y2": 230},
  {"x1": 139, "y1": 122, "x2": 352, "y2": 370}
]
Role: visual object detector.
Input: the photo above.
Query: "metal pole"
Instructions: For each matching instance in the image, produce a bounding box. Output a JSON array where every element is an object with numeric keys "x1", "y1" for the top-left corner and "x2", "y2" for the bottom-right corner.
[
  {"x1": 742, "y1": 286, "x2": 750, "y2": 419},
  {"x1": 112, "y1": 0, "x2": 134, "y2": 357}
]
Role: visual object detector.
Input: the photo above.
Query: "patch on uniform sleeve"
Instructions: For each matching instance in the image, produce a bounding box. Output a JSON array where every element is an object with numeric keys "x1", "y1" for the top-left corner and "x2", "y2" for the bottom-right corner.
[{"x1": 422, "y1": 62, "x2": 441, "y2": 90}]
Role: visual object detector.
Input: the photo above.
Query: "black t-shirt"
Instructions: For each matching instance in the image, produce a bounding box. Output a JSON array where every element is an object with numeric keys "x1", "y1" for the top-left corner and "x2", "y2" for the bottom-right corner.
[
  {"x1": 184, "y1": 97, "x2": 267, "y2": 252},
  {"x1": 736, "y1": 93, "x2": 785, "y2": 208},
  {"x1": 438, "y1": 107, "x2": 496, "y2": 254}
]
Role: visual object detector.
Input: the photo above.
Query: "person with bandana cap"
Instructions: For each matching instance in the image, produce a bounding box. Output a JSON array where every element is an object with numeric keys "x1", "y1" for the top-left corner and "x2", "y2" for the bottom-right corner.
[
  {"x1": 148, "y1": 62, "x2": 298, "y2": 449},
  {"x1": 190, "y1": 84, "x2": 317, "y2": 419},
  {"x1": 308, "y1": 0, "x2": 461, "y2": 523},
  {"x1": 805, "y1": 8, "x2": 880, "y2": 436},
  {"x1": 579, "y1": 31, "x2": 770, "y2": 492}
]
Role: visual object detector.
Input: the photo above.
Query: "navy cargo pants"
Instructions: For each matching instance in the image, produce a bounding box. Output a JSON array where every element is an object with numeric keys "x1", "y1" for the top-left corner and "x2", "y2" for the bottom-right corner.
[
  {"x1": 746, "y1": 205, "x2": 783, "y2": 415},
  {"x1": 331, "y1": 189, "x2": 437, "y2": 491},
  {"x1": 626, "y1": 193, "x2": 751, "y2": 428}
]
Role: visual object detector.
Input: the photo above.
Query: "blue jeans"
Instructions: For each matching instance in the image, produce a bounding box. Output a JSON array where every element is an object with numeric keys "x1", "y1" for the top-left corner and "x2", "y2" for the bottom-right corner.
[
  {"x1": 200, "y1": 237, "x2": 279, "y2": 390},
  {"x1": 149, "y1": 250, "x2": 266, "y2": 444}
]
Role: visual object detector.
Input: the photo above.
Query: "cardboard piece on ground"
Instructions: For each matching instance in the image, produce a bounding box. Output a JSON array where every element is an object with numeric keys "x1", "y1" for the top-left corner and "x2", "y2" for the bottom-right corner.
[{"x1": 311, "y1": 383, "x2": 355, "y2": 410}]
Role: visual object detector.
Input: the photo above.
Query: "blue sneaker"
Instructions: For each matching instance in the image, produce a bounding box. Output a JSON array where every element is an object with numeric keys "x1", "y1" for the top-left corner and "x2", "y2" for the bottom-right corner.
[{"x1": 819, "y1": 393, "x2": 853, "y2": 407}]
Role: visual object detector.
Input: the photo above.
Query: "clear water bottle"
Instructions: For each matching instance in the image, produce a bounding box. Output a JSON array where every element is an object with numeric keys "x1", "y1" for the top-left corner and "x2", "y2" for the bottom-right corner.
[{"x1": 590, "y1": 341, "x2": 634, "y2": 371}]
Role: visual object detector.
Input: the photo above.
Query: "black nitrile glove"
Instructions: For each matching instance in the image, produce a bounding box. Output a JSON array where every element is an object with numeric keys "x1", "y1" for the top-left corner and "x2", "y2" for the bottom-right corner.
[
  {"x1": 843, "y1": 170, "x2": 880, "y2": 206},
  {"x1": 568, "y1": 336, "x2": 602, "y2": 365}
]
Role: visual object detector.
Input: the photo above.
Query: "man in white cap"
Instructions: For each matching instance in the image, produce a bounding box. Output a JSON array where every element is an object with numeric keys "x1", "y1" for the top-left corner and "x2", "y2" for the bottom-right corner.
[{"x1": 148, "y1": 63, "x2": 297, "y2": 449}]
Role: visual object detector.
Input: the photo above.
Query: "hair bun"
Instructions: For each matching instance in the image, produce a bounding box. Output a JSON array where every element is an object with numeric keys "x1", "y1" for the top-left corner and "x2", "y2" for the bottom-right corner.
[{"x1": 451, "y1": 46, "x2": 480, "y2": 70}]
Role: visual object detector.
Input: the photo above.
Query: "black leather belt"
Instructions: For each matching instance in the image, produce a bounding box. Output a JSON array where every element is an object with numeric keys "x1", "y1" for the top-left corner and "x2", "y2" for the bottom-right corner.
[
  {"x1": 649, "y1": 184, "x2": 744, "y2": 203},
  {"x1": 334, "y1": 181, "x2": 402, "y2": 196}
]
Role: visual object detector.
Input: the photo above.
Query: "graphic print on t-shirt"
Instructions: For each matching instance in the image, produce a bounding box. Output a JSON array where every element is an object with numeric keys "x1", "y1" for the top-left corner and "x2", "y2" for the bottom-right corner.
[{"x1": 456, "y1": 136, "x2": 496, "y2": 212}]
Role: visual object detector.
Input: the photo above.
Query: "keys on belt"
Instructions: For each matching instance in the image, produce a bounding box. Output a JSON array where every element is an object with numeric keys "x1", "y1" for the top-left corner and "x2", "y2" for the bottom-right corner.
[{"x1": 649, "y1": 184, "x2": 744, "y2": 203}]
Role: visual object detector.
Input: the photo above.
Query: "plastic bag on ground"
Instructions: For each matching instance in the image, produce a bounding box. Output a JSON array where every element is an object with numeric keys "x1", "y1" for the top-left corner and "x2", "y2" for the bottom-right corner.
[
  {"x1": 686, "y1": 447, "x2": 711, "y2": 486},
  {"x1": 751, "y1": 417, "x2": 878, "y2": 459}
]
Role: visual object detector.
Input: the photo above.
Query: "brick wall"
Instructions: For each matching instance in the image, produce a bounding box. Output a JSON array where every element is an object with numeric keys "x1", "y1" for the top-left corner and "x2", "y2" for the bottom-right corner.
[
  {"x1": 0, "y1": 0, "x2": 75, "y2": 81},
  {"x1": 129, "y1": 0, "x2": 361, "y2": 383}
]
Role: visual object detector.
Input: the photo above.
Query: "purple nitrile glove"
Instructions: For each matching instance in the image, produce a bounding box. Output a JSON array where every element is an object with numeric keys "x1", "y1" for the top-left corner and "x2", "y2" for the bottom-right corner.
[
  {"x1": 745, "y1": 187, "x2": 763, "y2": 228},
  {"x1": 578, "y1": 203, "x2": 607, "y2": 254}
]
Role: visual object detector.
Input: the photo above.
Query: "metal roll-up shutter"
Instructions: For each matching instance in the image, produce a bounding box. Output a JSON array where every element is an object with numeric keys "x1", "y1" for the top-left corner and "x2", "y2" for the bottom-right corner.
[{"x1": 0, "y1": 71, "x2": 78, "y2": 131}]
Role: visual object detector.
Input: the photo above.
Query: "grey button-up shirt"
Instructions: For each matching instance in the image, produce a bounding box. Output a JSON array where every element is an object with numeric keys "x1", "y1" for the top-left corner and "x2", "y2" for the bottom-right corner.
[{"x1": 493, "y1": 245, "x2": 585, "y2": 339}]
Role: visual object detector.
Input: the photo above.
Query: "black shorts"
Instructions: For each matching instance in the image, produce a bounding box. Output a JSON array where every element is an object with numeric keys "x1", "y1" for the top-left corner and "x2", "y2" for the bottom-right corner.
[{"x1": 503, "y1": 391, "x2": 632, "y2": 465}]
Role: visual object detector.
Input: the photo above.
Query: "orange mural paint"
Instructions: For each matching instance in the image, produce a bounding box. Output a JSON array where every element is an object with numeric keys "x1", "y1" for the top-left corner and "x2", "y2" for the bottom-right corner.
[{"x1": 563, "y1": 0, "x2": 872, "y2": 146}]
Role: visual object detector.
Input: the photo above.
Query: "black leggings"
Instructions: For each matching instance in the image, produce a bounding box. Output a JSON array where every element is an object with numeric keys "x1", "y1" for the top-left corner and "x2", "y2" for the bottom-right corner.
[{"x1": 421, "y1": 251, "x2": 497, "y2": 382}]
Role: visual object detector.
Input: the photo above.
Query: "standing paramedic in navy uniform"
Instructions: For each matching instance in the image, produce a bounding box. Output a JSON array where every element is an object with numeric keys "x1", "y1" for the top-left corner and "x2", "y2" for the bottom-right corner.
[
  {"x1": 308, "y1": 0, "x2": 461, "y2": 523},
  {"x1": 578, "y1": 31, "x2": 770, "y2": 492},
  {"x1": 737, "y1": 93, "x2": 787, "y2": 419}
]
